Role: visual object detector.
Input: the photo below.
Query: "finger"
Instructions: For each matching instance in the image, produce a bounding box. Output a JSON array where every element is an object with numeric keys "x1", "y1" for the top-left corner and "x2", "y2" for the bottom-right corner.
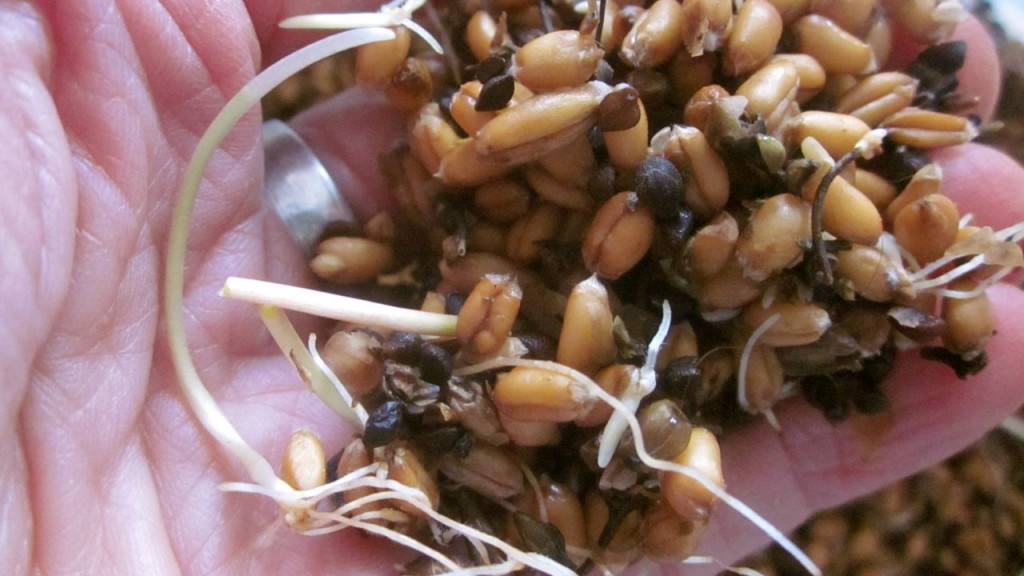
[
  {"x1": 690, "y1": 283, "x2": 1024, "y2": 573},
  {"x1": 933, "y1": 143, "x2": 1024, "y2": 232},
  {"x1": 889, "y1": 15, "x2": 1001, "y2": 120}
]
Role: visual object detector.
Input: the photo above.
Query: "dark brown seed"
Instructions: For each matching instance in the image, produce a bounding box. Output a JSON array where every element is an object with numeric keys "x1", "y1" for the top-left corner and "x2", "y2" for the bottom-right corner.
[
  {"x1": 476, "y1": 73, "x2": 516, "y2": 111},
  {"x1": 384, "y1": 331, "x2": 424, "y2": 364},
  {"x1": 635, "y1": 156, "x2": 685, "y2": 219},
  {"x1": 476, "y1": 55, "x2": 508, "y2": 82},
  {"x1": 419, "y1": 343, "x2": 453, "y2": 386},
  {"x1": 598, "y1": 86, "x2": 642, "y2": 132},
  {"x1": 512, "y1": 512, "x2": 576, "y2": 569},
  {"x1": 920, "y1": 346, "x2": 989, "y2": 379}
]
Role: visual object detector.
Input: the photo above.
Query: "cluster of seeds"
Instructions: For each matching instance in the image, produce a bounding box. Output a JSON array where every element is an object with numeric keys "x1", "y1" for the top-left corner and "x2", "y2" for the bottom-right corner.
[{"x1": 261, "y1": 0, "x2": 1024, "y2": 573}]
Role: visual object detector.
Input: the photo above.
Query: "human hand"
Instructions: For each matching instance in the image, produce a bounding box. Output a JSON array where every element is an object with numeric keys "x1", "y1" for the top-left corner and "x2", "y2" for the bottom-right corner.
[{"x1": 3, "y1": 2, "x2": 1022, "y2": 576}]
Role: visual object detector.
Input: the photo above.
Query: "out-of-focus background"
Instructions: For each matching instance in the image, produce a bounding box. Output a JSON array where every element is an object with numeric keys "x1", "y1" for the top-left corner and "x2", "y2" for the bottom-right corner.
[{"x1": 742, "y1": 2, "x2": 1024, "y2": 574}]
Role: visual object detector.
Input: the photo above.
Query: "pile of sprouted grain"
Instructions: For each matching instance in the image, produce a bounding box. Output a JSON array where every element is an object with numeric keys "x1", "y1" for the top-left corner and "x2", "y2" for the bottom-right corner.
[{"x1": 166, "y1": 0, "x2": 1024, "y2": 574}]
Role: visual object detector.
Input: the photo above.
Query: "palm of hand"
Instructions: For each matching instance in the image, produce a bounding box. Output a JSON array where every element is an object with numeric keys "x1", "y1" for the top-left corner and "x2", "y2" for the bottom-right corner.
[{"x1": 4, "y1": 1, "x2": 1024, "y2": 575}]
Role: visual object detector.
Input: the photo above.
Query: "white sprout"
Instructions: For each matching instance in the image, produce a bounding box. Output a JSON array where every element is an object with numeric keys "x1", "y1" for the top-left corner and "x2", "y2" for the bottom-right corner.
[
  {"x1": 306, "y1": 333, "x2": 370, "y2": 428},
  {"x1": 598, "y1": 300, "x2": 673, "y2": 467},
  {"x1": 257, "y1": 304, "x2": 365, "y2": 427},
  {"x1": 165, "y1": 25, "x2": 402, "y2": 494},
  {"x1": 909, "y1": 222, "x2": 1024, "y2": 295},
  {"x1": 278, "y1": 0, "x2": 444, "y2": 54},
  {"x1": 222, "y1": 276, "x2": 458, "y2": 335},
  {"x1": 736, "y1": 313, "x2": 781, "y2": 417},
  {"x1": 453, "y1": 355, "x2": 822, "y2": 576}
]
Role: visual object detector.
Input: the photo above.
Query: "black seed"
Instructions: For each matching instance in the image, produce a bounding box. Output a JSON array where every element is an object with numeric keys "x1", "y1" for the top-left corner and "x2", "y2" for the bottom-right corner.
[
  {"x1": 364, "y1": 400, "x2": 407, "y2": 448},
  {"x1": 635, "y1": 155, "x2": 685, "y2": 219},
  {"x1": 383, "y1": 331, "x2": 424, "y2": 364},
  {"x1": 860, "y1": 140, "x2": 931, "y2": 186},
  {"x1": 597, "y1": 86, "x2": 642, "y2": 132},
  {"x1": 475, "y1": 55, "x2": 507, "y2": 82},
  {"x1": 860, "y1": 344, "x2": 896, "y2": 386},
  {"x1": 437, "y1": 202, "x2": 466, "y2": 234},
  {"x1": 475, "y1": 73, "x2": 515, "y2": 111},
  {"x1": 914, "y1": 41, "x2": 967, "y2": 75},
  {"x1": 419, "y1": 343, "x2": 453, "y2": 386}
]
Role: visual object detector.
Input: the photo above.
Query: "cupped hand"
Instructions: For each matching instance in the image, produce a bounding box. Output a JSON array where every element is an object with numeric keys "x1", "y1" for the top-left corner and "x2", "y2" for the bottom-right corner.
[{"x1": 2, "y1": 3, "x2": 1022, "y2": 576}]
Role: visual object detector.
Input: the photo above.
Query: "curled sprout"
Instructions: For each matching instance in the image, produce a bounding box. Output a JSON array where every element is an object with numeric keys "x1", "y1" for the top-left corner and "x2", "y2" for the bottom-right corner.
[
  {"x1": 737, "y1": 313, "x2": 782, "y2": 431},
  {"x1": 307, "y1": 333, "x2": 370, "y2": 428},
  {"x1": 809, "y1": 130, "x2": 887, "y2": 286},
  {"x1": 165, "y1": 22, "x2": 406, "y2": 516}
]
